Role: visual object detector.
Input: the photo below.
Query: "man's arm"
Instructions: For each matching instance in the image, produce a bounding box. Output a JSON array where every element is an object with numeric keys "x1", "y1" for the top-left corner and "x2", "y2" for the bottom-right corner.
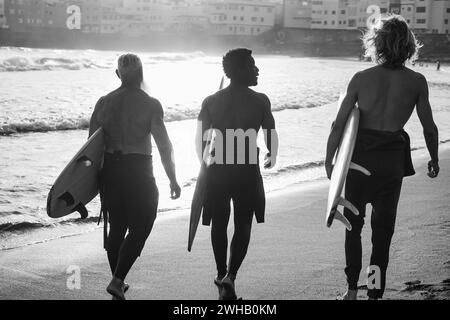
[
  {"x1": 195, "y1": 97, "x2": 212, "y2": 164},
  {"x1": 325, "y1": 73, "x2": 359, "y2": 179},
  {"x1": 151, "y1": 102, "x2": 181, "y2": 199},
  {"x1": 416, "y1": 74, "x2": 439, "y2": 177},
  {"x1": 88, "y1": 97, "x2": 103, "y2": 138},
  {"x1": 261, "y1": 94, "x2": 278, "y2": 169}
]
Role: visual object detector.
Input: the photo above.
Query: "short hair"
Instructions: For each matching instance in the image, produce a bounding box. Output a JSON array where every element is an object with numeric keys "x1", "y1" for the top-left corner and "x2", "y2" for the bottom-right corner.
[
  {"x1": 117, "y1": 53, "x2": 143, "y2": 87},
  {"x1": 222, "y1": 48, "x2": 253, "y2": 79},
  {"x1": 362, "y1": 15, "x2": 421, "y2": 68}
]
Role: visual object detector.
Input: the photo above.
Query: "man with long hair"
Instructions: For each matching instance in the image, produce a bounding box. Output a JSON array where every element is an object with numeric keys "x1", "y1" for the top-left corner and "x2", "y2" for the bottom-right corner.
[
  {"x1": 325, "y1": 15, "x2": 439, "y2": 300},
  {"x1": 196, "y1": 48, "x2": 278, "y2": 299},
  {"x1": 89, "y1": 54, "x2": 181, "y2": 300}
]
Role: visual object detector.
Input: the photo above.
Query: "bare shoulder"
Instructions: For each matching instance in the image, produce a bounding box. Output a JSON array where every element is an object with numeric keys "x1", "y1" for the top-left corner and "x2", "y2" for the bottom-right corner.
[
  {"x1": 248, "y1": 88, "x2": 271, "y2": 108},
  {"x1": 202, "y1": 92, "x2": 218, "y2": 107}
]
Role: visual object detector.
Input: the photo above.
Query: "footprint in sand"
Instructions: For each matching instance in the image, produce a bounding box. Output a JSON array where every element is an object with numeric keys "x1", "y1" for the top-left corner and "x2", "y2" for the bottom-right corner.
[{"x1": 402, "y1": 279, "x2": 450, "y2": 300}]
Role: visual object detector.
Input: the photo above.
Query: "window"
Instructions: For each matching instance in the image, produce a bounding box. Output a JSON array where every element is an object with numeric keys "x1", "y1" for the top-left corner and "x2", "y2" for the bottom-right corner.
[
  {"x1": 332, "y1": 10, "x2": 336, "y2": 14},
  {"x1": 341, "y1": 10, "x2": 345, "y2": 14},
  {"x1": 416, "y1": 19, "x2": 426, "y2": 24},
  {"x1": 445, "y1": 19, "x2": 448, "y2": 25},
  {"x1": 261, "y1": 17, "x2": 264, "y2": 22},
  {"x1": 416, "y1": 7, "x2": 426, "y2": 13},
  {"x1": 251, "y1": 17, "x2": 257, "y2": 22}
]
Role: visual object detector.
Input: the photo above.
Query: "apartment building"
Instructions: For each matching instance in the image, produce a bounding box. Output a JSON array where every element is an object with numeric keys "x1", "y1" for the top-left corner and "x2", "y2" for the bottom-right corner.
[
  {"x1": 206, "y1": 0, "x2": 276, "y2": 35},
  {"x1": 4, "y1": 0, "x2": 82, "y2": 32},
  {"x1": 283, "y1": 0, "x2": 312, "y2": 28},
  {"x1": 0, "y1": 0, "x2": 6, "y2": 28}
]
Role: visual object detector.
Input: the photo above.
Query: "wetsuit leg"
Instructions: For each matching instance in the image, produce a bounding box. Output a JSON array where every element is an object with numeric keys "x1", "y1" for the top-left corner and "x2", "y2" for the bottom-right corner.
[
  {"x1": 367, "y1": 177, "x2": 402, "y2": 299},
  {"x1": 107, "y1": 213, "x2": 127, "y2": 275},
  {"x1": 344, "y1": 170, "x2": 369, "y2": 291},
  {"x1": 103, "y1": 158, "x2": 128, "y2": 275},
  {"x1": 113, "y1": 178, "x2": 158, "y2": 282}
]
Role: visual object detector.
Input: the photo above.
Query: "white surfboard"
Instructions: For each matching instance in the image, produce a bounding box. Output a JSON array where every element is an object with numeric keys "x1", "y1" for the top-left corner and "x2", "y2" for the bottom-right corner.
[
  {"x1": 326, "y1": 105, "x2": 370, "y2": 231},
  {"x1": 47, "y1": 128, "x2": 105, "y2": 219}
]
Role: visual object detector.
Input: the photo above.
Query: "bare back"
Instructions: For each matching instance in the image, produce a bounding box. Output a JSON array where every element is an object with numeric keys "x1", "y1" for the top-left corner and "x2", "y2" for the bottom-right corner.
[{"x1": 356, "y1": 65, "x2": 423, "y2": 132}]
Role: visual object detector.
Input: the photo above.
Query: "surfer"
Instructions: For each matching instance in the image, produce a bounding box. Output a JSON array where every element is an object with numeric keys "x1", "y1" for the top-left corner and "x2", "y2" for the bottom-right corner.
[
  {"x1": 196, "y1": 48, "x2": 278, "y2": 300},
  {"x1": 325, "y1": 15, "x2": 439, "y2": 300},
  {"x1": 89, "y1": 54, "x2": 181, "y2": 300}
]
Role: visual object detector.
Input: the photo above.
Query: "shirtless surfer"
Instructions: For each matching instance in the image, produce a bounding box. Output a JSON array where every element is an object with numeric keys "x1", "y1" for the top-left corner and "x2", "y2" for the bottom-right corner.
[
  {"x1": 89, "y1": 54, "x2": 181, "y2": 300},
  {"x1": 325, "y1": 15, "x2": 439, "y2": 300},
  {"x1": 196, "y1": 48, "x2": 279, "y2": 299}
]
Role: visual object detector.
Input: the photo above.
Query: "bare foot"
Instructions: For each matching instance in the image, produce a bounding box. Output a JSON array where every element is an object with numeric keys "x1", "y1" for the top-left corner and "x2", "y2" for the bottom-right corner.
[
  {"x1": 107, "y1": 277, "x2": 126, "y2": 300},
  {"x1": 338, "y1": 289, "x2": 358, "y2": 300}
]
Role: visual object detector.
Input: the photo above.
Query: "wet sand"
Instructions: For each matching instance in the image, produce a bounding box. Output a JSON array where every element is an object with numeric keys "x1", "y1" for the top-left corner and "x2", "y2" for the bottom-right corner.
[{"x1": 0, "y1": 148, "x2": 449, "y2": 300}]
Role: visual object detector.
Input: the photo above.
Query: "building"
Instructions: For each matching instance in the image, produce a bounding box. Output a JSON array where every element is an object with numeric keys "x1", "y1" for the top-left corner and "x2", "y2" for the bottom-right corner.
[
  {"x1": 0, "y1": 0, "x2": 6, "y2": 28},
  {"x1": 205, "y1": 0, "x2": 276, "y2": 35},
  {"x1": 4, "y1": 0, "x2": 82, "y2": 32},
  {"x1": 429, "y1": 0, "x2": 450, "y2": 34},
  {"x1": 283, "y1": 0, "x2": 312, "y2": 28},
  {"x1": 169, "y1": 1, "x2": 209, "y2": 33}
]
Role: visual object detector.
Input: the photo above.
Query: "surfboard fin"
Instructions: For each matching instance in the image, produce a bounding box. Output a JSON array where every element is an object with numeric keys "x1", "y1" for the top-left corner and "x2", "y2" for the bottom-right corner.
[
  {"x1": 58, "y1": 191, "x2": 75, "y2": 206},
  {"x1": 73, "y1": 202, "x2": 88, "y2": 220},
  {"x1": 334, "y1": 210, "x2": 352, "y2": 231},
  {"x1": 338, "y1": 197, "x2": 359, "y2": 216},
  {"x1": 349, "y1": 162, "x2": 371, "y2": 176}
]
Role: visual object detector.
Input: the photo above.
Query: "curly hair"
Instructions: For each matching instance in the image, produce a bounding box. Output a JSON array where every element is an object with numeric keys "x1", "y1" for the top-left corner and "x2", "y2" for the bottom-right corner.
[
  {"x1": 222, "y1": 48, "x2": 252, "y2": 79},
  {"x1": 117, "y1": 53, "x2": 143, "y2": 87},
  {"x1": 363, "y1": 15, "x2": 422, "y2": 68}
]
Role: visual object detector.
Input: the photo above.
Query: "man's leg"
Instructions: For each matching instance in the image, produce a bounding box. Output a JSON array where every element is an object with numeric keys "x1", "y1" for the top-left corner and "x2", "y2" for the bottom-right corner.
[
  {"x1": 106, "y1": 218, "x2": 128, "y2": 275},
  {"x1": 368, "y1": 178, "x2": 402, "y2": 299},
  {"x1": 211, "y1": 198, "x2": 231, "y2": 279},
  {"x1": 113, "y1": 183, "x2": 158, "y2": 282},
  {"x1": 228, "y1": 202, "x2": 253, "y2": 278},
  {"x1": 343, "y1": 171, "x2": 368, "y2": 298}
]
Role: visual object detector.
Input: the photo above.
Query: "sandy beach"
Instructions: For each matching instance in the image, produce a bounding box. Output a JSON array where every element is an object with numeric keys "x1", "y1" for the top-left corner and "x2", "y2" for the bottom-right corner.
[{"x1": 0, "y1": 147, "x2": 449, "y2": 300}]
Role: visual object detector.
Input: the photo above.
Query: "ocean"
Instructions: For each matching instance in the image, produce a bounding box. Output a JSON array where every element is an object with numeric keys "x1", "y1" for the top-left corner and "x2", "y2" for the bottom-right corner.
[{"x1": 1, "y1": 47, "x2": 449, "y2": 250}]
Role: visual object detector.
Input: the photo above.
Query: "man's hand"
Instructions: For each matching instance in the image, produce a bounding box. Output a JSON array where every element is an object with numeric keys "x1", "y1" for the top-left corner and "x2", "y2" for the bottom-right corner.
[
  {"x1": 264, "y1": 152, "x2": 276, "y2": 169},
  {"x1": 427, "y1": 160, "x2": 439, "y2": 178},
  {"x1": 325, "y1": 163, "x2": 333, "y2": 180},
  {"x1": 170, "y1": 181, "x2": 181, "y2": 199}
]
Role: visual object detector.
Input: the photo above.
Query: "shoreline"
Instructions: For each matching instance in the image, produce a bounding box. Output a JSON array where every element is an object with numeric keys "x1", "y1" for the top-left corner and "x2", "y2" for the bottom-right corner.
[
  {"x1": 0, "y1": 147, "x2": 448, "y2": 300},
  {"x1": 1, "y1": 142, "x2": 449, "y2": 252}
]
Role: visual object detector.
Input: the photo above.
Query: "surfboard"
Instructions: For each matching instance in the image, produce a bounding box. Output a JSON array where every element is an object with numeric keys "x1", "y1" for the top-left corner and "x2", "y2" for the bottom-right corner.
[
  {"x1": 47, "y1": 128, "x2": 105, "y2": 219},
  {"x1": 326, "y1": 105, "x2": 371, "y2": 231},
  {"x1": 188, "y1": 77, "x2": 224, "y2": 252}
]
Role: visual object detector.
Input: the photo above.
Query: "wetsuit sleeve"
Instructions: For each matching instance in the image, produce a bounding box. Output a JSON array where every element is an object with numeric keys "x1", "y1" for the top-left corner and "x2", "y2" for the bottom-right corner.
[
  {"x1": 89, "y1": 97, "x2": 104, "y2": 138},
  {"x1": 261, "y1": 94, "x2": 275, "y2": 130}
]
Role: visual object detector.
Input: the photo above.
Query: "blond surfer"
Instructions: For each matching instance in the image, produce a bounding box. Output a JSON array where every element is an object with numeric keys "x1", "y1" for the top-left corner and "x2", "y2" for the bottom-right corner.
[{"x1": 325, "y1": 15, "x2": 439, "y2": 300}]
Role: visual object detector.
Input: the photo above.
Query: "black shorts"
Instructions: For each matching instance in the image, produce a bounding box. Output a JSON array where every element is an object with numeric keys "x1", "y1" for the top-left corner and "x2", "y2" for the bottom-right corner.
[{"x1": 206, "y1": 165, "x2": 260, "y2": 226}]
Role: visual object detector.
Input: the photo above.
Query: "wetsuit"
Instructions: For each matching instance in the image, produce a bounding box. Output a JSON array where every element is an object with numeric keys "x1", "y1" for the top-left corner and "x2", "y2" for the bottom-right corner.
[
  {"x1": 198, "y1": 88, "x2": 274, "y2": 278},
  {"x1": 344, "y1": 128, "x2": 415, "y2": 299},
  {"x1": 90, "y1": 86, "x2": 162, "y2": 281}
]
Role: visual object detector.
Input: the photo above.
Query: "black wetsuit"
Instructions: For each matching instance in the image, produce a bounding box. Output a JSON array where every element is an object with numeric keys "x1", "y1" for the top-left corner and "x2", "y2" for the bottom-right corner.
[
  {"x1": 90, "y1": 86, "x2": 162, "y2": 281},
  {"x1": 198, "y1": 88, "x2": 274, "y2": 278},
  {"x1": 344, "y1": 128, "x2": 414, "y2": 299}
]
